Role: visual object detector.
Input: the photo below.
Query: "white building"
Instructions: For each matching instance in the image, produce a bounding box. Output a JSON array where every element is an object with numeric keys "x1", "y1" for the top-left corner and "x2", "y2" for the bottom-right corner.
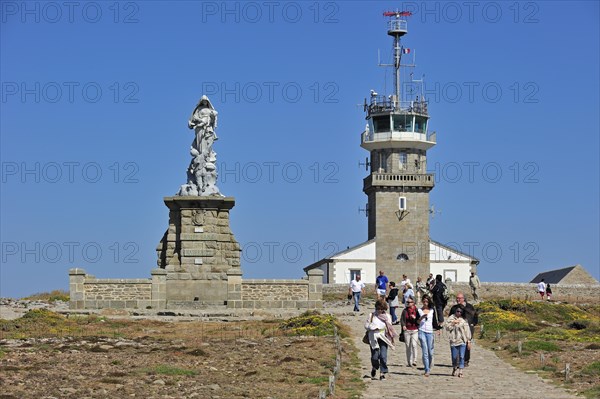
[{"x1": 303, "y1": 239, "x2": 478, "y2": 284}]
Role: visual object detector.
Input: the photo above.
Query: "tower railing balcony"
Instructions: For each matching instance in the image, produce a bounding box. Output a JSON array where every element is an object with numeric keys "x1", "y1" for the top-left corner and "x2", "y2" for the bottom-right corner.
[
  {"x1": 362, "y1": 130, "x2": 436, "y2": 144},
  {"x1": 368, "y1": 96, "x2": 428, "y2": 116},
  {"x1": 388, "y1": 19, "x2": 407, "y2": 34},
  {"x1": 364, "y1": 172, "x2": 435, "y2": 189}
]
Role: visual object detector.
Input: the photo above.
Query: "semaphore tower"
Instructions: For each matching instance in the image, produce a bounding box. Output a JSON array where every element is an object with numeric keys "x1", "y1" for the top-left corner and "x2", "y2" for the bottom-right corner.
[{"x1": 361, "y1": 11, "x2": 437, "y2": 280}]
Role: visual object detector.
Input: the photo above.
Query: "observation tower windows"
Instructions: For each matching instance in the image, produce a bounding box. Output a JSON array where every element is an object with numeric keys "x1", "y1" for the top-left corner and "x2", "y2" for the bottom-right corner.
[{"x1": 373, "y1": 115, "x2": 391, "y2": 133}]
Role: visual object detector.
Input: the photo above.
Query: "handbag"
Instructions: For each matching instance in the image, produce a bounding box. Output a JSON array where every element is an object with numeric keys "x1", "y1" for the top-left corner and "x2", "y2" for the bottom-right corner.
[
  {"x1": 399, "y1": 331, "x2": 405, "y2": 343},
  {"x1": 362, "y1": 331, "x2": 370, "y2": 344}
]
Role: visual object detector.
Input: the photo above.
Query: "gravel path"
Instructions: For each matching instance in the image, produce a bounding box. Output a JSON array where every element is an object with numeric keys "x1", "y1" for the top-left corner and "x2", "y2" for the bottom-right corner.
[{"x1": 338, "y1": 311, "x2": 579, "y2": 399}]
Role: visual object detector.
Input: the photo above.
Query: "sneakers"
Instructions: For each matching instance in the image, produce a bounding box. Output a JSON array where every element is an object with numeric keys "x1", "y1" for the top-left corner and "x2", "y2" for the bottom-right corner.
[
  {"x1": 412, "y1": 362, "x2": 417, "y2": 367},
  {"x1": 371, "y1": 369, "x2": 377, "y2": 379},
  {"x1": 452, "y1": 367, "x2": 457, "y2": 376},
  {"x1": 424, "y1": 372, "x2": 430, "y2": 377},
  {"x1": 380, "y1": 373, "x2": 386, "y2": 380}
]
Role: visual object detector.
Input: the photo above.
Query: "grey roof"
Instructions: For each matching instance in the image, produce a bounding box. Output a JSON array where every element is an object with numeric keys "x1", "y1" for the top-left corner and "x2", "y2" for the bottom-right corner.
[
  {"x1": 430, "y1": 239, "x2": 480, "y2": 264},
  {"x1": 529, "y1": 266, "x2": 577, "y2": 284},
  {"x1": 303, "y1": 239, "x2": 375, "y2": 272}
]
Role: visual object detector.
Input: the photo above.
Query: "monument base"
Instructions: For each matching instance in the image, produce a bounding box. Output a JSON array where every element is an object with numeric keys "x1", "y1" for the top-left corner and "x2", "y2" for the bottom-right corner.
[{"x1": 156, "y1": 196, "x2": 241, "y2": 305}]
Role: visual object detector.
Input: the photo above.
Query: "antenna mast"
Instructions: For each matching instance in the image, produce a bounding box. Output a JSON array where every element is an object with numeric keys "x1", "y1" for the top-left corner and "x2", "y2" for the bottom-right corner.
[{"x1": 383, "y1": 10, "x2": 411, "y2": 105}]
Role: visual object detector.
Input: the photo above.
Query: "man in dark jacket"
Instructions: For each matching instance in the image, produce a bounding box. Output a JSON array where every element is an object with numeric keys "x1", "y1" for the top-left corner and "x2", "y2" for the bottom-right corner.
[
  {"x1": 449, "y1": 292, "x2": 478, "y2": 366},
  {"x1": 430, "y1": 274, "x2": 448, "y2": 325}
]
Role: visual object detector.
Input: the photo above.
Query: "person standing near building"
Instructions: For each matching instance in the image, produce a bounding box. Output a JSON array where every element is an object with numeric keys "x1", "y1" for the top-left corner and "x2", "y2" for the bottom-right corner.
[
  {"x1": 415, "y1": 276, "x2": 428, "y2": 303},
  {"x1": 349, "y1": 274, "x2": 366, "y2": 311},
  {"x1": 546, "y1": 283, "x2": 552, "y2": 301},
  {"x1": 375, "y1": 270, "x2": 389, "y2": 300},
  {"x1": 449, "y1": 293, "x2": 478, "y2": 367},
  {"x1": 403, "y1": 283, "x2": 415, "y2": 306},
  {"x1": 537, "y1": 279, "x2": 547, "y2": 300},
  {"x1": 469, "y1": 272, "x2": 481, "y2": 302},
  {"x1": 426, "y1": 273, "x2": 435, "y2": 291},
  {"x1": 431, "y1": 274, "x2": 448, "y2": 324},
  {"x1": 386, "y1": 281, "x2": 400, "y2": 324},
  {"x1": 400, "y1": 274, "x2": 411, "y2": 291}
]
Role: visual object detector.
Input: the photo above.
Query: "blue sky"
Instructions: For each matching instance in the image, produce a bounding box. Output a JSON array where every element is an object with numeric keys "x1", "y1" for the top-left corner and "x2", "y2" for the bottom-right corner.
[{"x1": 1, "y1": 1, "x2": 598, "y2": 298}]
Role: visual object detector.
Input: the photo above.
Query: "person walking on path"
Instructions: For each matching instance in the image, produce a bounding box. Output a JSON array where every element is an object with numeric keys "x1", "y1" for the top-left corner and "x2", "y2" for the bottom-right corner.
[
  {"x1": 403, "y1": 283, "x2": 415, "y2": 306},
  {"x1": 546, "y1": 283, "x2": 553, "y2": 301},
  {"x1": 431, "y1": 274, "x2": 448, "y2": 324},
  {"x1": 400, "y1": 297, "x2": 420, "y2": 367},
  {"x1": 445, "y1": 305, "x2": 472, "y2": 378},
  {"x1": 386, "y1": 281, "x2": 400, "y2": 324},
  {"x1": 365, "y1": 299, "x2": 398, "y2": 380},
  {"x1": 415, "y1": 276, "x2": 428, "y2": 304},
  {"x1": 349, "y1": 275, "x2": 366, "y2": 311},
  {"x1": 400, "y1": 274, "x2": 411, "y2": 291},
  {"x1": 418, "y1": 295, "x2": 439, "y2": 377},
  {"x1": 537, "y1": 279, "x2": 547, "y2": 300},
  {"x1": 469, "y1": 271, "x2": 481, "y2": 302},
  {"x1": 375, "y1": 270, "x2": 389, "y2": 300},
  {"x1": 449, "y1": 292, "x2": 478, "y2": 367}
]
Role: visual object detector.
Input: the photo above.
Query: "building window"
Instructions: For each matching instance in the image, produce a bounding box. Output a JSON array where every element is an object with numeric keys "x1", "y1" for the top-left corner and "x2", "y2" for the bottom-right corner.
[
  {"x1": 350, "y1": 269, "x2": 362, "y2": 281},
  {"x1": 444, "y1": 269, "x2": 457, "y2": 282},
  {"x1": 397, "y1": 253, "x2": 409, "y2": 261},
  {"x1": 399, "y1": 152, "x2": 407, "y2": 170}
]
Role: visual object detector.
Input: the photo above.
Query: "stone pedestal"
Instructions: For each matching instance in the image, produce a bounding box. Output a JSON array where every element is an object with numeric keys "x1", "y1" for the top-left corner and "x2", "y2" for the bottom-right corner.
[{"x1": 156, "y1": 196, "x2": 241, "y2": 305}]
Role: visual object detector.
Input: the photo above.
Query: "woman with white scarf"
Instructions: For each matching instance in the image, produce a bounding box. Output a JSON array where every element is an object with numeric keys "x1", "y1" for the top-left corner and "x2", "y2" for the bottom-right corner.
[{"x1": 365, "y1": 299, "x2": 398, "y2": 380}]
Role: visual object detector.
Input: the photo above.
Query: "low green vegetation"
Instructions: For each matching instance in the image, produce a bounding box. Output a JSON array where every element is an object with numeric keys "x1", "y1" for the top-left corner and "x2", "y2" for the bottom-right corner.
[
  {"x1": 476, "y1": 299, "x2": 600, "y2": 397},
  {"x1": 582, "y1": 361, "x2": 600, "y2": 376},
  {"x1": 22, "y1": 290, "x2": 70, "y2": 302},
  {"x1": 278, "y1": 311, "x2": 338, "y2": 336}
]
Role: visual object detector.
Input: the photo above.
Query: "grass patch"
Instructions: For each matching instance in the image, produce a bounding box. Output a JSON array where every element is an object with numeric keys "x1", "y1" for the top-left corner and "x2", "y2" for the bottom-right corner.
[
  {"x1": 582, "y1": 361, "x2": 600, "y2": 376},
  {"x1": 522, "y1": 340, "x2": 561, "y2": 352},
  {"x1": 144, "y1": 364, "x2": 197, "y2": 376},
  {"x1": 303, "y1": 376, "x2": 329, "y2": 384},
  {"x1": 582, "y1": 385, "x2": 600, "y2": 399},
  {"x1": 279, "y1": 311, "x2": 337, "y2": 336},
  {"x1": 22, "y1": 290, "x2": 69, "y2": 302}
]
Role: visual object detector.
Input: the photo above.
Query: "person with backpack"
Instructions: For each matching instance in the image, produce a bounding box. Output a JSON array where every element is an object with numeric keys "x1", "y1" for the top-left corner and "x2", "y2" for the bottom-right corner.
[
  {"x1": 431, "y1": 274, "x2": 449, "y2": 324},
  {"x1": 386, "y1": 281, "x2": 400, "y2": 324}
]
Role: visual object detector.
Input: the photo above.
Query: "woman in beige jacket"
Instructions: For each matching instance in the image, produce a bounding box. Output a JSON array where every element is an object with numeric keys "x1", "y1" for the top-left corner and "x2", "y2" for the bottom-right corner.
[{"x1": 445, "y1": 305, "x2": 472, "y2": 377}]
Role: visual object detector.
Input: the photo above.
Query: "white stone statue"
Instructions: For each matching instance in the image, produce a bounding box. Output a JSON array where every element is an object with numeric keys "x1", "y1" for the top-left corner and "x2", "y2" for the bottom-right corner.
[{"x1": 177, "y1": 95, "x2": 223, "y2": 197}]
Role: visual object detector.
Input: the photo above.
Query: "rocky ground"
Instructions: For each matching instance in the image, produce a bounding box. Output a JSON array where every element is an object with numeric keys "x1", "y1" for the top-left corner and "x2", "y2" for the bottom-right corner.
[{"x1": 1, "y1": 297, "x2": 598, "y2": 398}]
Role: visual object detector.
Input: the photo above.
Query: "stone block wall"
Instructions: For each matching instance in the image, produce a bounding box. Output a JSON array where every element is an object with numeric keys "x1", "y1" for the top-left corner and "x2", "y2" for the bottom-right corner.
[
  {"x1": 69, "y1": 268, "x2": 167, "y2": 310},
  {"x1": 323, "y1": 281, "x2": 600, "y2": 303},
  {"x1": 227, "y1": 269, "x2": 323, "y2": 309}
]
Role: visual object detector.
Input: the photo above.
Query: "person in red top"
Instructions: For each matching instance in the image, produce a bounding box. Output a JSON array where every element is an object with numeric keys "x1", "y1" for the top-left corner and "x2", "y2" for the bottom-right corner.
[{"x1": 400, "y1": 297, "x2": 420, "y2": 367}]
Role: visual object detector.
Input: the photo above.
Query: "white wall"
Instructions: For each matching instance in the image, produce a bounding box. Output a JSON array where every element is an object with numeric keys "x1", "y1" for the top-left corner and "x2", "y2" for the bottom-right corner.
[
  {"x1": 430, "y1": 262, "x2": 472, "y2": 283},
  {"x1": 333, "y1": 260, "x2": 376, "y2": 284}
]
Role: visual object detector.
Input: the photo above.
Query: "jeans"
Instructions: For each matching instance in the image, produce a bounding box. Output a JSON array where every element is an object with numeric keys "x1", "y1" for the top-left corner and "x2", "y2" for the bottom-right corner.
[
  {"x1": 353, "y1": 292, "x2": 361, "y2": 311},
  {"x1": 404, "y1": 329, "x2": 419, "y2": 365},
  {"x1": 435, "y1": 304, "x2": 445, "y2": 323},
  {"x1": 370, "y1": 339, "x2": 389, "y2": 374},
  {"x1": 418, "y1": 331, "x2": 434, "y2": 373},
  {"x1": 451, "y1": 344, "x2": 467, "y2": 369},
  {"x1": 390, "y1": 306, "x2": 397, "y2": 323}
]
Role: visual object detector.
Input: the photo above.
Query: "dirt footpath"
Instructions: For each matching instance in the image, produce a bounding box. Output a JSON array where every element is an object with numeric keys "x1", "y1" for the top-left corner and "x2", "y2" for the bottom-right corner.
[{"x1": 338, "y1": 311, "x2": 579, "y2": 399}]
